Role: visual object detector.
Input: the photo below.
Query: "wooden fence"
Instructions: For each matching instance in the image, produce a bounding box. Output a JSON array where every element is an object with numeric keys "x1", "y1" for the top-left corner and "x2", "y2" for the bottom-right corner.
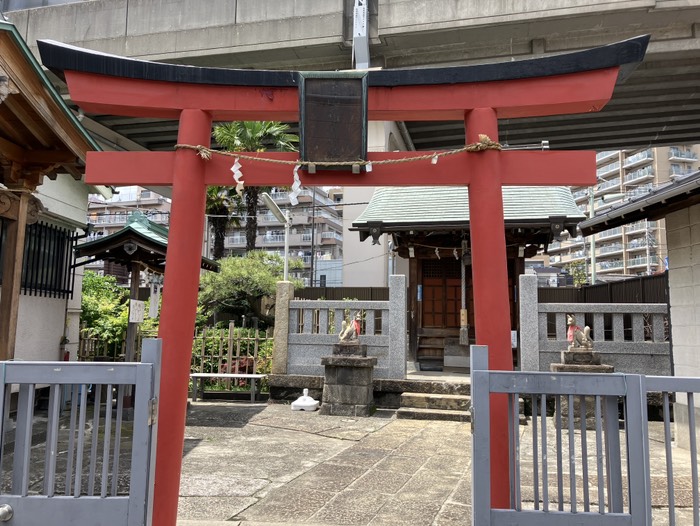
[
  {"x1": 538, "y1": 272, "x2": 668, "y2": 304},
  {"x1": 294, "y1": 287, "x2": 389, "y2": 301},
  {"x1": 78, "y1": 323, "x2": 273, "y2": 390}
]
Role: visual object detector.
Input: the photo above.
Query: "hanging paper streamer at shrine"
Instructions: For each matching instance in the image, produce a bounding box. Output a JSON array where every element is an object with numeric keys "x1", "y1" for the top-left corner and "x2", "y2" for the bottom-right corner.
[{"x1": 231, "y1": 156, "x2": 244, "y2": 195}]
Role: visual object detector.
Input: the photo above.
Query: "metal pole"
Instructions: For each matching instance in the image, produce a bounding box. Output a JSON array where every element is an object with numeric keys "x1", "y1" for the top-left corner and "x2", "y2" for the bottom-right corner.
[
  {"x1": 589, "y1": 190, "x2": 596, "y2": 285},
  {"x1": 645, "y1": 219, "x2": 651, "y2": 275},
  {"x1": 204, "y1": 214, "x2": 210, "y2": 259},
  {"x1": 310, "y1": 187, "x2": 316, "y2": 286},
  {"x1": 284, "y1": 210, "x2": 290, "y2": 281}
]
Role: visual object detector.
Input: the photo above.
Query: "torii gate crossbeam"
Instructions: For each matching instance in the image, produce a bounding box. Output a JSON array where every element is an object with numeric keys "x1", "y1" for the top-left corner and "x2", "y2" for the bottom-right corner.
[{"x1": 39, "y1": 36, "x2": 648, "y2": 526}]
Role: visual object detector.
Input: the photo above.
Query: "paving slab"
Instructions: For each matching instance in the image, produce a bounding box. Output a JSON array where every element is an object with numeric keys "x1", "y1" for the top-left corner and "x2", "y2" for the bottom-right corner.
[{"x1": 177, "y1": 402, "x2": 697, "y2": 526}]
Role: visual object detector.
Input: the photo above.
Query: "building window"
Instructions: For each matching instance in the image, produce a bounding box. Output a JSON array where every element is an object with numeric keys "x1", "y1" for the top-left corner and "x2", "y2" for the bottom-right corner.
[
  {"x1": 319, "y1": 275, "x2": 326, "y2": 287},
  {"x1": 0, "y1": 219, "x2": 77, "y2": 299}
]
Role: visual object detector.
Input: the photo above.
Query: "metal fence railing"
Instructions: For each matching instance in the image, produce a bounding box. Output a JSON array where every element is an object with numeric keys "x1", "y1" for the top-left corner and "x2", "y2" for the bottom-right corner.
[
  {"x1": 0, "y1": 341, "x2": 161, "y2": 525},
  {"x1": 471, "y1": 345, "x2": 700, "y2": 525}
]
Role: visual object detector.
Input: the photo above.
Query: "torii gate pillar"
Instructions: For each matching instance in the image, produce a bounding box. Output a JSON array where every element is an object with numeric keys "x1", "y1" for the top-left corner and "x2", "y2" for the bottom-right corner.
[
  {"x1": 154, "y1": 109, "x2": 212, "y2": 524},
  {"x1": 465, "y1": 107, "x2": 512, "y2": 505}
]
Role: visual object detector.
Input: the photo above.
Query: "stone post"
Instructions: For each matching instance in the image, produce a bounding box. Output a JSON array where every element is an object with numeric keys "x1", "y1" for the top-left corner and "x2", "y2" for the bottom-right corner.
[
  {"x1": 320, "y1": 343, "x2": 376, "y2": 417},
  {"x1": 388, "y1": 274, "x2": 407, "y2": 379},
  {"x1": 552, "y1": 323, "x2": 614, "y2": 428},
  {"x1": 272, "y1": 281, "x2": 294, "y2": 374},
  {"x1": 519, "y1": 274, "x2": 539, "y2": 371}
]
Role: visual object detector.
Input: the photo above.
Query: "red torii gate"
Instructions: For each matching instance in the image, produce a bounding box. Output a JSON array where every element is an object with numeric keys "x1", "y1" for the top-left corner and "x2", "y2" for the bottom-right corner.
[{"x1": 40, "y1": 36, "x2": 648, "y2": 525}]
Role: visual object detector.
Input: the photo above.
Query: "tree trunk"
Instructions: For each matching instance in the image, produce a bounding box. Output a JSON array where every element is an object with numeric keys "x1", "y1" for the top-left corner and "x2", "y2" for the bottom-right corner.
[
  {"x1": 210, "y1": 215, "x2": 228, "y2": 260},
  {"x1": 245, "y1": 188, "x2": 260, "y2": 252}
]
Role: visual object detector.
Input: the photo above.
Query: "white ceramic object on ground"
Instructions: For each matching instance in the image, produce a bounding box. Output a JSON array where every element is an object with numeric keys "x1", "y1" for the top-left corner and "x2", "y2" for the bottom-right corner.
[{"x1": 291, "y1": 388, "x2": 319, "y2": 411}]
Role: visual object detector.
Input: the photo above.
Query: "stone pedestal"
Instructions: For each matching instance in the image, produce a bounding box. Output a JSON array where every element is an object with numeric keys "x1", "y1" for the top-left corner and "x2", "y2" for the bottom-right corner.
[
  {"x1": 551, "y1": 349, "x2": 614, "y2": 428},
  {"x1": 320, "y1": 343, "x2": 376, "y2": 417}
]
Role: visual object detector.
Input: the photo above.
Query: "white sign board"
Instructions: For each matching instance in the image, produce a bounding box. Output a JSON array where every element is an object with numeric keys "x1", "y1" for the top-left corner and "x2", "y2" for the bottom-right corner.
[{"x1": 129, "y1": 300, "x2": 146, "y2": 323}]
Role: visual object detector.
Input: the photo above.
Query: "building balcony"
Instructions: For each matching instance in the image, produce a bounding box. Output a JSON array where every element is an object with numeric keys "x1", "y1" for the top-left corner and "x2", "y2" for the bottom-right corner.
[
  {"x1": 597, "y1": 260, "x2": 624, "y2": 272},
  {"x1": 597, "y1": 161, "x2": 621, "y2": 178},
  {"x1": 261, "y1": 234, "x2": 286, "y2": 244},
  {"x1": 627, "y1": 256, "x2": 657, "y2": 269},
  {"x1": 623, "y1": 149, "x2": 653, "y2": 169},
  {"x1": 597, "y1": 243, "x2": 623, "y2": 256},
  {"x1": 626, "y1": 184, "x2": 654, "y2": 199},
  {"x1": 226, "y1": 236, "x2": 245, "y2": 247},
  {"x1": 595, "y1": 178, "x2": 621, "y2": 195},
  {"x1": 269, "y1": 191, "x2": 290, "y2": 202},
  {"x1": 670, "y1": 168, "x2": 696, "y2": 178},
  {"x1": 598, "y1": 227, "x2": 623, "y2": 239},
  {"x1": 627, "y1": 237, "x2": 651, "y2": 251},
  {"x1": 226, "y1": 236, "x2": 246, "y2": 247},
  {"x1": 321, "y1": 231, "x2": 343, "y2": 243},
  {"x1": 596, "y1": 150, "x2": 618, "y2": 163},
  {"x1": 572, "y1": 189, "x2": 589, "y2": 202},
  {"x1": 624, "y1": 165, "x2": 654, "y2": 184},
  {"x1": 258, "y1": 212, "x2": 285, "y2": 225},
  {"x1": 669, "y1": 148, "x2": 698, "y2": 162},
  {"x1": 626, "y1": 220, "x2": 657, "y2": 234}
]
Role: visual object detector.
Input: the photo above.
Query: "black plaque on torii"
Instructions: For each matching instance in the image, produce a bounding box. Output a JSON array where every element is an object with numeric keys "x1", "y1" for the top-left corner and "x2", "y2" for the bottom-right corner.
[{"x1": 298, "y1": 71, "x2": 368, "y2": 173}]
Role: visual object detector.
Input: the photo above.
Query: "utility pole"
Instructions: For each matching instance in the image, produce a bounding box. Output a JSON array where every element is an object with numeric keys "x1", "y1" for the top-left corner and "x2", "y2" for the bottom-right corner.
[
  {"x1": 309, "y1": 187, "x2": 317, "y2": 286},
  {"x1": 589, "y1": 190, "x2": 596, "y2": 285},
  {"x1": 645, "y1": 219, "x2": 652, "y2": 275}
]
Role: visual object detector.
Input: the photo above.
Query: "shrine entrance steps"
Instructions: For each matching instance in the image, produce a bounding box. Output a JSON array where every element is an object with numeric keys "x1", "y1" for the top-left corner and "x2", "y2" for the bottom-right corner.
[
  {"x1": 417, "y1": 329, "x2": 470, "y2": 373},
  {"x1": 397, "y1": 392, "x2": 471, "y2": 422}
]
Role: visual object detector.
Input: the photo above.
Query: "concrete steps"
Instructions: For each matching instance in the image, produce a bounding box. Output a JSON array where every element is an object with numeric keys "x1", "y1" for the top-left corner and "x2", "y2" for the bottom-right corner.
[
  {"x1": 395, "y1": 391, "x2": 528, "y2": 424},
  {"x1": 396, "y1": 406, "x2": 471, "y2": 422},
  {"x1": 397, "y1": 392, "x2": 471, "y2": 422}
]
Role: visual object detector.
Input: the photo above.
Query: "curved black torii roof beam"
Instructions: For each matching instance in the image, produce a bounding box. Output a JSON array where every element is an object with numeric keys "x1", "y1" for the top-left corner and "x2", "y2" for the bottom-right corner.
[{"x1": 38, "y1": 35, "x2": 649, "y2": 88}]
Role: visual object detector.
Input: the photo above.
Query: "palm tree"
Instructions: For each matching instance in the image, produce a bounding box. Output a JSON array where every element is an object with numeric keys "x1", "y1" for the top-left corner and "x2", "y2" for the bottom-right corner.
[
  {"x1": 205, "y1": 186, "x2": 241, "y2": 260},
  {"x1": 212, "y1": 121, "x2": 298, "y2": 252}
]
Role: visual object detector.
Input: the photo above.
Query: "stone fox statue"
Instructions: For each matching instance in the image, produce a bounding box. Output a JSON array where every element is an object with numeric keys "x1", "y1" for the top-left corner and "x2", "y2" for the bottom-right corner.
[
  {"x1": 566, "y1": 314, "x2": 593, "y2": 349},
  {"x1": 339, "y1": 312, "x2": 361, "y2": 342}
]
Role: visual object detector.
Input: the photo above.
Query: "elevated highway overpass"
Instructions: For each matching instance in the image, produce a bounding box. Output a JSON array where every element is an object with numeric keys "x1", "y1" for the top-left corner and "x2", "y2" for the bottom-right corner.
[{"x1": 4, "y1": 0, "x2": 700, "y2": 151}]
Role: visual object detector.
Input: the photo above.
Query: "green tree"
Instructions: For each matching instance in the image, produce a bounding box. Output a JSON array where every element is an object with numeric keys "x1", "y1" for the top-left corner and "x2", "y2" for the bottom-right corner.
[
  {"x1": 212, "y1": 121, "x2": 298, "y2": 252},
  {"x1": 566, "y1": 260, "x2": 588, "y2": 287},
  {"x1": 199, "y1": 251, "x2": 304, "y2": 325},
  {"x1": 80, "y1": 270, "x2": 129, "y2": 343},
  {"x1": 81, "y1": 270, "x2": 163, "y2": 344}
]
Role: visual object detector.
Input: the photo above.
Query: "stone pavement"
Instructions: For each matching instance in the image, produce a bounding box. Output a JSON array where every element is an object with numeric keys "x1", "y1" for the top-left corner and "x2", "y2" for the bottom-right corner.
[
  {"x1": 176, "y1": 403, "x2": 472, "y2": 525},
  {"x1": 176, "y1": 402, "x2": 698, "y2": 526}
]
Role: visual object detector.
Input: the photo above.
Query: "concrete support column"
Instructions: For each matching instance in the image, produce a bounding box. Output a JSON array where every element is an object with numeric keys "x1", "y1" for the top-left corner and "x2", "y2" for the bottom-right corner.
[
  {"x1": 518, "y1": 274, "x2": 539, "y2": 372},
  {"x1": 272, "y1": 281, "x2": 295, "y2": 374},
  {"x1": 154, "y1": 109, "x2": 211, "y2": 526},
  {"x1": 388, "y1": 274, "x2": 407, "y2": 379}
]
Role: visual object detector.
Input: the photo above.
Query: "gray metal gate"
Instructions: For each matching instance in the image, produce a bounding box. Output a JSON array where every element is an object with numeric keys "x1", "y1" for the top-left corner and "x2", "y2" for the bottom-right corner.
[
  {"x1": 0, "y1": 339, "x2": 161, "y2": 525},
  {"x1": 471, "y1": 344, "x2": 700, "y2": 526}
]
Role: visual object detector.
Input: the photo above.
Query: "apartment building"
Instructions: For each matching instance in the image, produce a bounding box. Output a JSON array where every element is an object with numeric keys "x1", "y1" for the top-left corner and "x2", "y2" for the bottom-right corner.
[
  {"x1": 547, "y1": 145, "x2": 700, "y2": 281},
  {"x1": 85, "y1": 185, "x2": 344, "y2": 286},
  {"x1": 223, "y1": 187, "x2": 344, "y2": 287}
]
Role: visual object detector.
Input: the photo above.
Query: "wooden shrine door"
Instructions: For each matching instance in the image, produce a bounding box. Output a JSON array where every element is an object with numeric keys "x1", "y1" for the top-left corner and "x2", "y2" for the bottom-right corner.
[{"x1": 421, "y1": 259, "x2": 462, "y2": 329}]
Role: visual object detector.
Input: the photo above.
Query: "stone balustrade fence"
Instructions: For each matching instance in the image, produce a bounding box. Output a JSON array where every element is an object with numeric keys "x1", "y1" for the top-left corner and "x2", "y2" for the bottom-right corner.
[
  {"x1": 272, "y1": 275, "x2": 407, "y2": 380},
  {"x1": 519, "y1": 274, "x2": 671, "y2": 376}
]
